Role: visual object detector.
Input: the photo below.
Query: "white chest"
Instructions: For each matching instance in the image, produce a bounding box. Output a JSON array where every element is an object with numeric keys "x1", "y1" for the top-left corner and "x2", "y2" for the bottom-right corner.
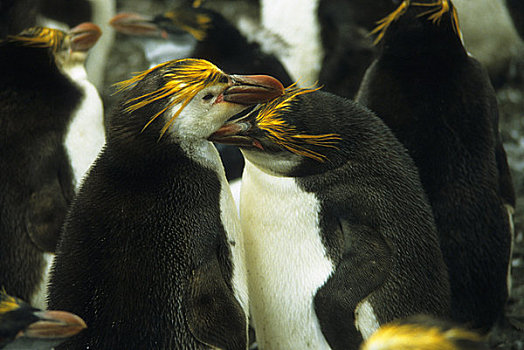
[
  {"x1": 240, "y1": 161, "x2": 334, "y2": 350},
  {"x1": 63, "y1": 66, "x2": 105, "y2": 190}
]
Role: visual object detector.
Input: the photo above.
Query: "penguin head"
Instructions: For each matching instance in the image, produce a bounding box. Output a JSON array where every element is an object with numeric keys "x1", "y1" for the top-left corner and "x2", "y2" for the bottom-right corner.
[
  {"x1": 209, "y1": 86, "x2": 343, "y2": 177},
  {"x1": 7, "y1": 23, "x2": 101, "y2": 71},
  {"x1": 0, "y1": 291, "x2": 86, "y2": 349},
  {"x1": 371, "y1": 0, "x2": 464, "y2": 56},
  {"x1": 112, "y1": 58, "x2": 284, "y2": 145},
  {"x1": 110, "y1": 6, "x2": 220, "y2": 42},
  {"x1": 360, "y1": 315, "x2": 488, "y2": 350}
]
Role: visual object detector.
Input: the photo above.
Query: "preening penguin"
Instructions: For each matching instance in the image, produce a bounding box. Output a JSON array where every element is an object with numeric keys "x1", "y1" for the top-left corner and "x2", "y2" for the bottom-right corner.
[
  {"x1": 210, "y1": 87, "x2": 450, "y2": 350},
  {"x1": 361, "y1": 315, "x2": 489, "y2": 350},
  {"x1": 0, "y1": 291, "x2": 86, "y2": 350},
  {"x1": 47, "y1": 58, "x2": 284, "y2": 349},
  {"x1": 0, "y1": 23, "x2": 103, "y2": 309},
  {"x1": 356, "y1": 0, "x2": 514, "y2": 331},
  {"x1": 110, "y1": 4, "x2": 292, "y2": 181}
]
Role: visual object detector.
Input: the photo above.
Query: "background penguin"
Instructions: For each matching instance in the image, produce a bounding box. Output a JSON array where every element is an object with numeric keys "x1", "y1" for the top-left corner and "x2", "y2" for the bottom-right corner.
[
  {"x1": 109, "y1": 4, "x2": 292, "y2": 181},
  {"x1": 47, "y1": 58, "x2": 284, "y2": 349},
  {"x1": 360, "y1": 315, "x2": 489, "y2": 350},
  {"x1": 356, "y1": 0, "x2": 514, "y2": 331},
  {"x1": 0, "y1": 291, "x2": 86, "y2": 350},
  {"x1": 0, "y1": 23, "x2": 104, "y2": 309},
  {"x1": 209, "y1": 86, "x2": 450, "y2": 350}
]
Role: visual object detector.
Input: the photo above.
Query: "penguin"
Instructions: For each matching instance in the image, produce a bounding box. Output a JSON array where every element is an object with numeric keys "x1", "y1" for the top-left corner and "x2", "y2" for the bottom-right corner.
[
  {"x1": 360, "y1": 315, "x2": 489, "y2": 350},
  {"x1": 109, "y1": 4, "x2": 292, "y2": 182},
  {"x1": 109, "y1": 5, "x2": 292, "y2": 85},
  {"x1": 0, "y1": 290, "x2": 86, "y2": 350},
  {"x1": 47, "y1": 58, "x2": 284, "y2": 349},
  {"x1": 0, "y1": 23, "x2": 104, "y2": 309},
  {"x1": 209, "y1": 86, "x2": 451, "y2": 350},
  {"x1": 356, "y1": 0, "x2": 514, "y2": 331}
]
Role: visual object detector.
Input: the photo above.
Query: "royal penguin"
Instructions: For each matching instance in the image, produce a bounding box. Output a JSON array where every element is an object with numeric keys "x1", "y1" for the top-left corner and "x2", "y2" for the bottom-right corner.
[
  {"x1": 0, "y1": 23, "x2": 104, "y2": 309},
  {"x1": 356, "y1": 0, "x2": 514, "y2": 331},
  {"x1": 47, "y1": 58, "x2": 284, "y2": 349},
  {"x1": 209, "y1": 86, "x2": 451, "y2": 350},
  {"x1": 0, "y1": 291, "x2": 86, "y2": 350},
  {"x1": 361, "y1": 315, "x2": 489, "y2": 350},
  {"x1": 109, "y1": 4, "x2": 292, "y2": 182}
]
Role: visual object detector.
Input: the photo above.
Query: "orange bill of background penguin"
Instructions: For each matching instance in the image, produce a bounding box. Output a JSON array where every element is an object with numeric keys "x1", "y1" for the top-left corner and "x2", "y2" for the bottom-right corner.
[
  {"x1": 209, "y1": 86, "x2": 451, "y2": 350},
  {"x1": 47, "y1": 58, "x2": 284, "y2": 349},
  {"x1": 356, "y1": 0, "x2": 514, "y2": 332}
]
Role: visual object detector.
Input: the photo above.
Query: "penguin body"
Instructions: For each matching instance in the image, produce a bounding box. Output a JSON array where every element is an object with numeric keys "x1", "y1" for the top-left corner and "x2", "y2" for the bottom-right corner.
[
  {"x1": 356, "y1": 0, "x2": 513, "y2": 331},
  {"x1": 210, "y1": 88, "x2": 450, "y2": 350},
  {"x1": 48, "y1": 59, "x2": 284, "y2": 349},
  {"x1": 0, "y1": 24, "x2": 103, "y2": 308}
]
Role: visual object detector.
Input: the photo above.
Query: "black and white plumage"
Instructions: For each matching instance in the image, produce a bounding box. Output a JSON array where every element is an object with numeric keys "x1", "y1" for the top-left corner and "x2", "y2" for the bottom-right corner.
[
  {"x1": 356, "y1": 0, "x2": 514, "y2": 332},
  {"x1": 48, "y1": 58, "x2": 284, "y2": 349},
  {"x1": 0, "y1": 291, "x2": 86, "y2": 350},
  {"x1": 210, "y1": 87, "x2": 450, "y2": 350},
  {"x1": 0, "y1": 23, "x2": 104, "y2": 309}
]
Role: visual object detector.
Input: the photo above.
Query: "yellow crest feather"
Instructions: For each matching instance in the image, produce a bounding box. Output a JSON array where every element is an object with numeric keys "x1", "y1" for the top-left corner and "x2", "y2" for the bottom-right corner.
[
  {"x1": 0, "y1": 290, "x2": 21, "y2": 314},
  {"x1": 362, "y1": 322, "x2": 484, "y2": 350},
  {"x1": 371, "y1": 0, "x2": 462, "y2": 45},
  {"x1": 255, "y1": 85, "x2": 341, "y2": 162},
  {"x1": 8, "y1": 27, "x2": 66, "y2": 52},
  {"x1": 371, "y1": 0, "x2": 411, "y2": 44},
  {"x1": 412, "y1": 0, "x2": 462, "y2": 37},
  {"x1": 163, "y1": 10, "x2": 212, "y2": 41},
  {"x1": 114, "y1": 58, "x2": 226, "y2": 139}
]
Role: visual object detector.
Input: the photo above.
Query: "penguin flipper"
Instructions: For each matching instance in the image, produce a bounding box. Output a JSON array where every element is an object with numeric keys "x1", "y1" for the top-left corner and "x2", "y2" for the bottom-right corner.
[
  {"x1": 314, "y1": 219, "x2": 392, "y2": 349},
  {"x1": 25, "y1": 167, "x2": 74, "y2": 252},
  {"x1": 186, "y1": 258, "x2": 247, "y2": 350}
]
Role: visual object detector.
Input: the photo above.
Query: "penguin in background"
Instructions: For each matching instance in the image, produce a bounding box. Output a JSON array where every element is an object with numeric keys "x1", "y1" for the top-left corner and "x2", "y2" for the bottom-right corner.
[
  {"x1": 0, "y1": 291, "x2": 86, "y2": 350},
  {"x1": 47, "y1": 58, "x2": 284, "y2": 349},
  {"x1": 109, "y1": 4, "x2": 292, "y2": 84},
  {"x1": 0, "y1": 23, "x2": 104, "y2": 309},
  {"x1": 209, "y1": 86, "x2": 450, "y2": 350},
  {"x1": 356, "y1": 0, "x2": 514, "y2": 331},
  {"x1": 360, "y1": 315, "x2": 489, "y2": 350}
]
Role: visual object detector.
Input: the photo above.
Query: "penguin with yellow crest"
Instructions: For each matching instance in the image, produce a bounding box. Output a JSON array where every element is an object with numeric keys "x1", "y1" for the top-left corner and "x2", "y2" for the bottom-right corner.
[
  {"x1": 48, "y1": 58, "x2": 284, "y2": 349},
  {"x1": 0, "y1": 23, "x2": 103, "y2": 309},
  {"x1": 356, "y1": 0, "x2": 514, "y2": 331},
  {"x1": 210, "y1": 86, "x2": 450, "y2": 349}
]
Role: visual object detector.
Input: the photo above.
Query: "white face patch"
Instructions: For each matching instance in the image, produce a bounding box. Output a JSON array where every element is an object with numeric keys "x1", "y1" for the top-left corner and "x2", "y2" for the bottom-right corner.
[
  {"x1": 62, "y1": 59, "x2": 105, "y2": 190},
  {"x1": 240, "y1": 160, "x2": 334, "y2": 349}
]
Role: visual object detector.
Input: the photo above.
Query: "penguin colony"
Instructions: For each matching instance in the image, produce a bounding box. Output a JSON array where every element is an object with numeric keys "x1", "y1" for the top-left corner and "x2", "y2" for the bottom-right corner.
[{"x1": 0, "y1": 0, "x2": 521, "y2": 349}]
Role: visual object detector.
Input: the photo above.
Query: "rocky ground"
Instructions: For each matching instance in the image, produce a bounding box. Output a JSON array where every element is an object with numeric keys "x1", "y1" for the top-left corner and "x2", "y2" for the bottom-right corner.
[{"x1": 100, "y1": 0, "x2": 524, "y2": 348}]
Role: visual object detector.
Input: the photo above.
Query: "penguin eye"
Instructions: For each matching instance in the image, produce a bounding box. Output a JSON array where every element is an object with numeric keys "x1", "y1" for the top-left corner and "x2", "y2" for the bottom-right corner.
[
  {"x1": 202, "y1": 93, "x2": 214, "y2": 101},
  {"x1": 219, "y1": 76, "x2": 229, "y2": 84}
]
